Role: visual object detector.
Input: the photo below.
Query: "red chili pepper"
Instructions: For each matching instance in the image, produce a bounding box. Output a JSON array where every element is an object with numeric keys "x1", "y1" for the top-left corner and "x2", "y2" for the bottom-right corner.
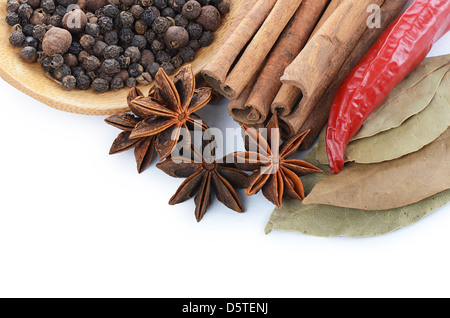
[{"x1": 326, "y1": 0, "x2": 450, "y2": 174}]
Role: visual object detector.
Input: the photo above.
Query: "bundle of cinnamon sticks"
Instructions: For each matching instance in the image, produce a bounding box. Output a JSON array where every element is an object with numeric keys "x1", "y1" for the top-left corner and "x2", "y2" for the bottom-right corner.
[{"x1": 202, "y1": 0, "x2": 409, "y2": 148}]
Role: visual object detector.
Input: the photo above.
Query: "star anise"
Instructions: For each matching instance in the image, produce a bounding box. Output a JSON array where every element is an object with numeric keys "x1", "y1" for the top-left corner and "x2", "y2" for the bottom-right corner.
[
  {"x1": 234, "y1": 111, "x2": 322, "y2": 208},
  {"x1": 157, "y1": 144, "x2": 248, "y2": 222},
  {"x1": 129, "y1": 64, "x2": 212, "y2": 160},
  {"x1": 105, "y1": 87, "x2": 157, "y2": 173}
]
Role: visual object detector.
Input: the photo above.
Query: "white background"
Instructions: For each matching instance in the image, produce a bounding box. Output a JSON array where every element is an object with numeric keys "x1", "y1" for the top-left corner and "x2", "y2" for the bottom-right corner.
[{"x1": 1, "y1": 1, "x2": 449, "y2": 298}]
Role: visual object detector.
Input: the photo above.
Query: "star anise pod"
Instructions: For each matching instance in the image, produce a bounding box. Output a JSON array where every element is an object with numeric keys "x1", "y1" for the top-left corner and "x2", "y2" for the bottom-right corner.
[
  {"x1": 129, "y1": 64, "x2": 212, "y2": 160},
  {"x1": 234, "y1": 111, "x2": 322, "y2": 208},
  {"x1": 105, "y1": 87, "x2": 157, "y2": 173},
  {"x1": 157, "y1": 144, "x2": 248, "y2": 222}
]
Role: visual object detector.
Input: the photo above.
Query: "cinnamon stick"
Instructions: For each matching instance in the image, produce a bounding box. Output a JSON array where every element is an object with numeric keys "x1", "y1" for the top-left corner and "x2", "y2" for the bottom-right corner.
[
  {"x1": 279, "y1": 0, "x2": 385, "y2": 138},
  {"x1": 201, "y1": 0, "x2": 276, "y2": 93},
  {"x1": 298, "y1": 0, "x2": 410, "y2": 150},
  {"x1": 270, "y1": 0, "x2": 341, "y2": 117},
  {"x1": 308, "y1": 0, "x2": 344, "y2": 39},
  {"x1": 221, "y1": 0, "x2": 304, "y2": 100},
  {"x1": 229, "y1": 0, "x2": 329, "y2": 126},
  {"x1": 227, "y1": 72, "x2": 260, "y2": 127}
]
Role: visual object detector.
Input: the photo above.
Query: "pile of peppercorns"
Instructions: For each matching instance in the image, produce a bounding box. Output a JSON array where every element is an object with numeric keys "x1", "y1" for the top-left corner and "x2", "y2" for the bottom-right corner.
[{"x1": 5, "y1": 0, "x2": 229, "y2": 93}]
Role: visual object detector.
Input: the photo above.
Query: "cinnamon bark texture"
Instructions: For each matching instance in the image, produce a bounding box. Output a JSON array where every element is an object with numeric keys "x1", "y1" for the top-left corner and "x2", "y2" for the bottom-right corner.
[
  {"x1": 221, "y1": 0, "x2": 304, "y2": 100},
  {"x1": 228, "y1": 0, "x2": 330, "y2": 126},
  {"x1": 201, "y1": 0, "x2": 276, "y2": 93},
  {"x1": 298, "y1": 0, "x2": 409, "y2": 150},
  {"x1": 308, "y1": 0, "x2": 344, "y2": 39},
  {"x1": 279, "y1": 0, "x2": 385, "y2": 138}
]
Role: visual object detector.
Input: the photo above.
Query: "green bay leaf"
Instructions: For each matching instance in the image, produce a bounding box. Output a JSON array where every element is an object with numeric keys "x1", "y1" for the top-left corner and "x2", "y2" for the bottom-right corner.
[
  {"x1": 265, "y1": 190, "x2": 450, "y2": 238},
  {"x1": 316, "y1": 72, "x2": 450, "y2": 165},
  {"x1": 352, "y1": 54, "x2": 450, "y2": 140}
]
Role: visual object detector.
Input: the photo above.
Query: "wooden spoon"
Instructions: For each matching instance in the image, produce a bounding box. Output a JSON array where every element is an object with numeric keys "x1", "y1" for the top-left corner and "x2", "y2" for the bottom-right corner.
[{"x1": 0, "y1": 0, "x2": 242, "y2": 115}]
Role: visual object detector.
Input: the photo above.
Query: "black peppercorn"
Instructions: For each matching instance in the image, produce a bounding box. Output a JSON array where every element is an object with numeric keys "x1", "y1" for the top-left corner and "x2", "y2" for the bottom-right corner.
[
  {"x1": 198, "y1": 30, "x2": 212, "y2": 47},
  {"x1": 117, "y1": 55, "x2": 131, "y2": 69},
  {"x1": 30, "y1": 8, "x2": 47, "y2": 25},
  {"x1": 151, "y1": 39, "x2": 165, "y2": 51},
  {"x1": 119, "y1": 10, "x2": 134, "y2": 27},
  {"x1": 101, "y1": 58, "x2": 121, "y2": 75},
  {"x1": 110, "y1": 76, "x2": 124, "y2": 90},
  {"x1": 179, "y1": 46, "x2": 194, "y2": 62},
  {"x1": 134, "y1": 19, "x2": 147, "y2": 34},
  {"x1": 119, "y1": 27, "x2": 134, "y2": 44},
  {"x1": 23, "y1": 36, "x2": 37, "y2": 49},
  {"x1": 93, "y1": 40, "x2": 107, "y2": 57},
  {"x1": 32, "y1": 24, "x2": 46, "y2": 41},
  {"x1": 78, "y1": 50, "x2": 90, "y2": 63},
  {"x1": 154, "y1": 0, "x2": 167, "y2": 10},
  {"x1": 186, "y1": 22, "x2": 202, "y2": 40},
  {"x1": 152, "y1": 16, "x2": 170, "y2": 34},
  {"x1": 6, "y1": 0, "x2": 20, "y2": 13},
  {"x1": 217, "y1": 0, "x2": 230, "y2": 15},
  {"x1": 54, "y1": 5, "x2": 66, "y2": 17},
  {"x1": 146, "y1": 61, "x2": 160, "y2": 77},
  {"x1": 85, "y1": 22, "x2": 101, "y2": 37},
  {"x1": 104, "y1": 45, "x2": 123, "y2": 59},
  {"x1": 126, "y1": 76, "x2": 137, "y2": 88},
  {"x1": 139, "y1": 49, "x2": 155, "y2": 68},
  {"x1": 182, "y1": 0, "x2": 201, "y2": 20},
  {"x1": 9, "y1": 31, "x2": 26, "y2": 47},
  {"x1": 64, "y1": 53, "x2": 79, "y2": 67},
  {"x1": 23, "y1": 24, "x2": 35, "y2": 37},
  {"x1": 50, "y1": 54, "x2": 65, "y2": 68},
  {"x1": 156, "y1": 50, "x2": 171, "y2": 63},
  {"x1": 142, "y1": 7, "x2": 159, "y2": 26},
  {"x1": 40, "y1": 56, "x2": 53, "y2": 72},
  {"x1": 68, "y1": 41, "x2": 83, "y2": 55},
  {"x1": 80, "y1": 34, "x2": 96, "y2": 49},
  {"x1": 129, "y1": 5, "x2": 144, "y2": 19},
  {"x1": 171, "y1": 54, "x2": 183, "y2": 69},
  {"x1": 188, "y1": 39, "x2": 200, "y2": 51},
  {"x1": 92, "y1": 78, "x2": 109, "y2": 93},
  {"x1": 20, "y1": 46, "x2": 38, "y2": 63},
  {"x1": 53, "y1": 64, "x2": 72, "y2": 80},
  {"x1": 62, "y1": 75, "x2": 77, "y2": 90},
  {"x1": 57, "y1": 0, "x2": 78, "y2": 6},
  {"x1": 6, "y1": 12, "x2": 20, "y2": 26},
  {"x1": 144, "y1": 29, "x2": 157, "y2": 42},
  {"x1": 42, "y1": 0, "x2": 55, "y2": 14},
  {"x1": 169, "y1": 0, "x2": 185, "y2": 12},
  {"x1": 83, "y1": 55, "x2": 101, "y2": 71},
  {"x1": 98, "y1": 16, "x2": 114, "y2": 33},
  {"x1": 104, "y1": 4, "x2": 119, "y2": 18},
  {"x1": 161, "y1": 61, "x2": 175, "y2": 75},
  {"x1": 131, "y1": 35, "x2": 147, "y2": 50},
  {"x1": 124, "y1": 46, "x2": 141, "y2": 63},
  {"x1": 47, "y1": 14, "x2": 63, "y2": 27},
  {"x1": 72, "y1": 66, "x2": 86, "y2": 78},
  {"x1": 18, "y1": 4, "x2": 33, "y2": 20},
  {"x1": 196, "y1": 0, "x2": 209, "y2": 5},
  {"x1": 161, "y1": 7, "x2": 175, "y2": 18},
  {"x1": 136, "y1": 71, "x2": 152, "y2": 84},
  {"x1": 104, "y1": 31, "x2": 119, "y2": 45},
  {"x1": 76, "y1": 74, "x2": 91, "y2": 90},
  {"x1": 173, "y1": 14, "x2": 188, "y2": 28},
  {"x1": 128, "y1": 62, "x2": 144, "y2": 77}
]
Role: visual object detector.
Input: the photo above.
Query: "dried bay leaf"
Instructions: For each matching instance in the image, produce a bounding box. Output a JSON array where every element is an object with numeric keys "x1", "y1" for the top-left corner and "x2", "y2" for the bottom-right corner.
[
  {"x1": 265, "y1": 190, "x2": 450, "y2": 238},
  {"x1": 316, "y1": 72, "x2": 450, "y2": 165},
  {"x1": 352, "y1": 54, "x2": 450, "y2": 140},
  {"x1": 305, "y1": 128, "x2": 450, "y2": 210}
]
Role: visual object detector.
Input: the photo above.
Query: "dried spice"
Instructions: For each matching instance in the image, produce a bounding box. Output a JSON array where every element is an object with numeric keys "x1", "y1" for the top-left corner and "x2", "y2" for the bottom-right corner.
[
  {"x1": 157, "y1": 144, "x2": 248, "y2": 222},
  {"x1": 234, "y1": 112, "x2": 322, "y2": 208},
  {"x1": 5, "y1": 0, "x2": 229, "y2": 92},
  {"x1": 304, "y1": 128, "x2": 450, "y2": 211},
  {"x1": 129, "y1": 65, "x2": 212, "y2": 160},
  {"x1": 105, "y1": 87, "x2": 157, "y2": 173}
]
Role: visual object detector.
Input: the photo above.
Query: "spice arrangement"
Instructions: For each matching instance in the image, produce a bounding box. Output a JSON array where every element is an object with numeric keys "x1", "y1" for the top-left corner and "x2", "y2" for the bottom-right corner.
[
  {"x1": 5, "y1": 0, "x2": 229, "y2": 92},
  {"x1": 2, "y1": 0, "x2": 449, "y2": 234}
]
